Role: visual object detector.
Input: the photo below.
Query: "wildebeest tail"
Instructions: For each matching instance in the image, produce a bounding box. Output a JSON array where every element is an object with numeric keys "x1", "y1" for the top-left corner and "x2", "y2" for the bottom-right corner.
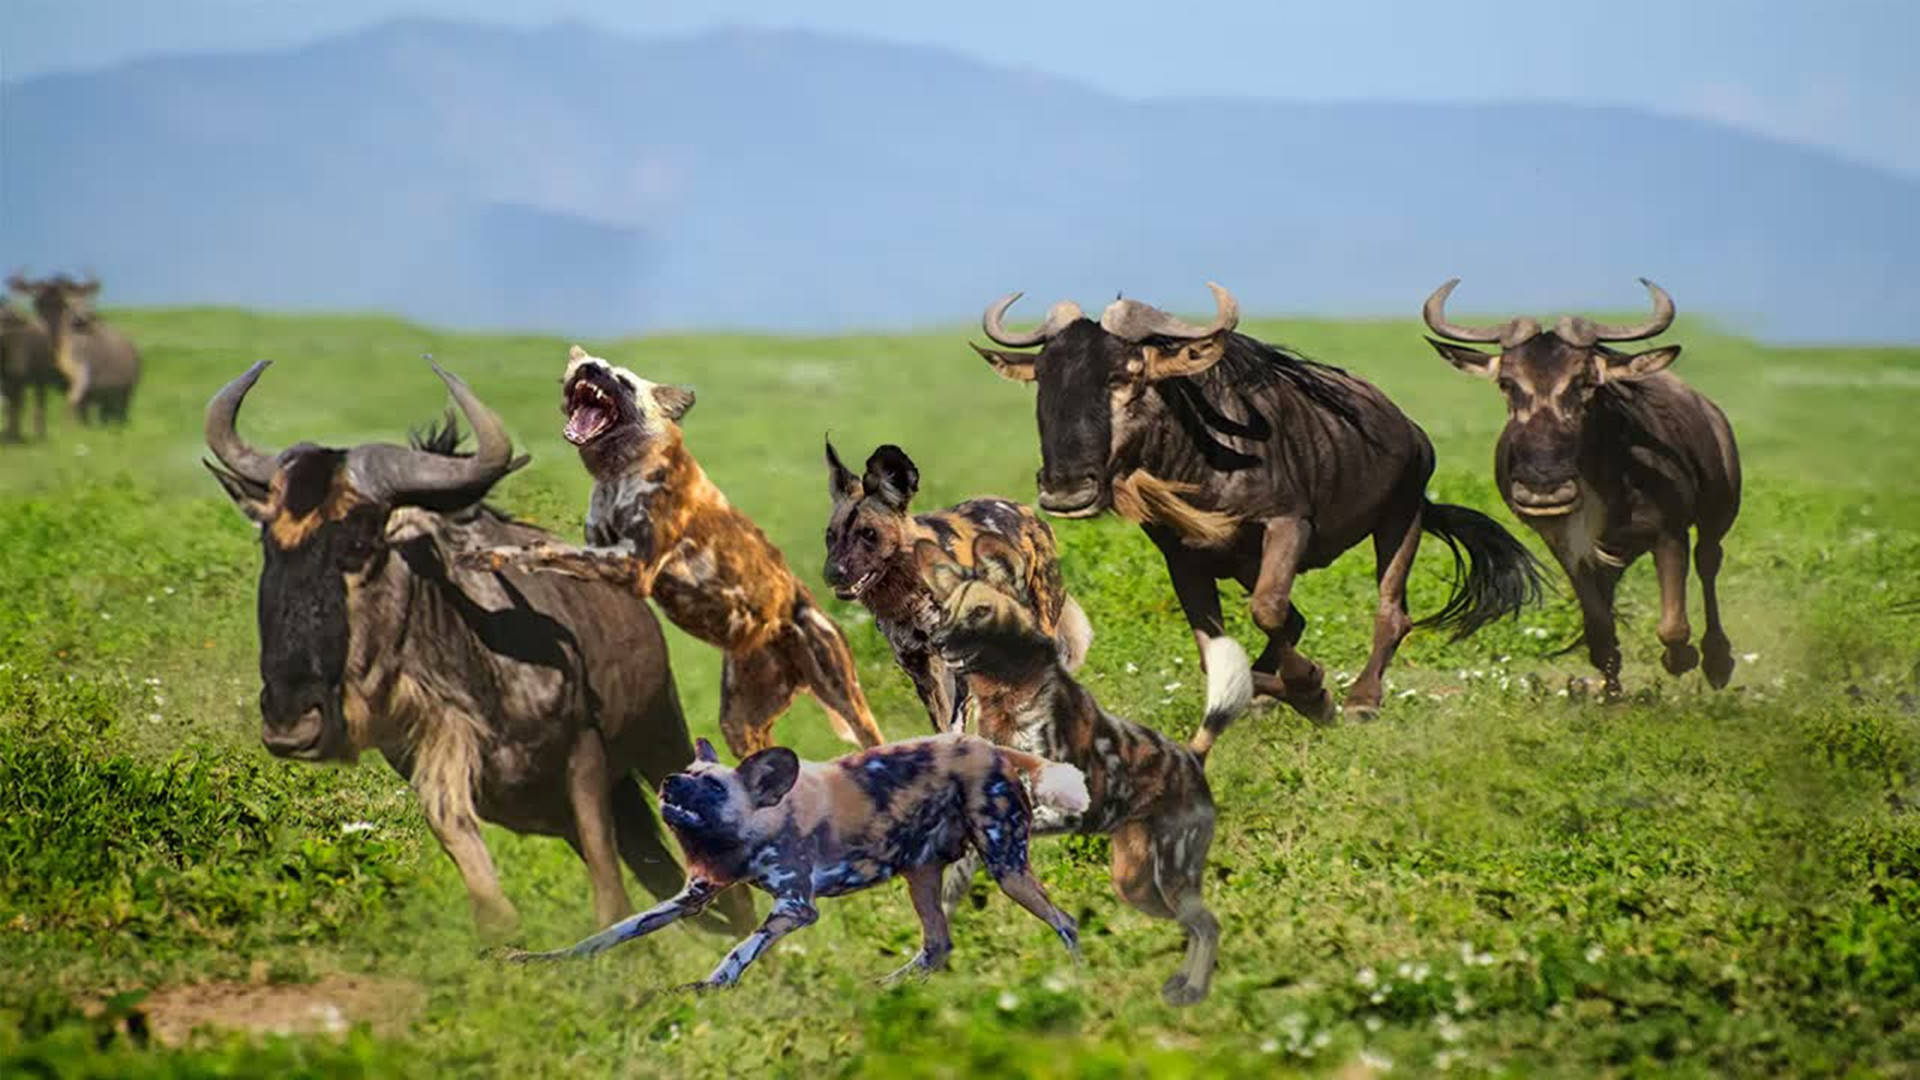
[
  {"x1": 1417, "y1": 501, "x2": 1546, "y2": 640},
  {"x1": 1000, "y1": 749, "x2": 1090, "y2": 814},
  {"x1": 1054, "y1": 593, "x2": 1094, "y2": 674},
  {"x1": 1190, "y1": 636, "x2": 1254, "y2": 762}
]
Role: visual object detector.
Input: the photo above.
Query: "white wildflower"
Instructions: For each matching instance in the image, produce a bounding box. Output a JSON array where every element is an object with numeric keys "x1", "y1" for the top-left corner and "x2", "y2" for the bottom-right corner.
[{"x1": 996, "y1": 991, "x2": 1019, "y2": 1011}]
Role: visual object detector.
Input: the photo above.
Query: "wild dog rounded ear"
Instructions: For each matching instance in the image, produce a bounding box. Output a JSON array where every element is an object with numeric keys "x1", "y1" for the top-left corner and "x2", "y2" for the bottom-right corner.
[
  {"x1": 694, "y1": 737, "x2": 720, "y2": 764},
  {"x1": 652, "y1": 385, "x2": 696, "y2": 421},
  {"x1": 862, "y1": 445, "x2": 919, "y2": 512},
  {"x1": 737, "y1": 747, "x2": 800, "y2": 808},
  {"x1": 970, "y1": 534, "x2": 1027, "y2": 594},
  {"x1": 914, "y1": 540, "x2": 964, "y2": 599},
  {"x1": 824, "y1": 437, "x2": 860, "y2": 502}
]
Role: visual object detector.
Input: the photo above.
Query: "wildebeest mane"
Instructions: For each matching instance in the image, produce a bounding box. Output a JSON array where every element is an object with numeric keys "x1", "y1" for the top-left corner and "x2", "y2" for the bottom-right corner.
[{"x1": 1152, "y1": 333, "x2": 1377, "y2": 471}]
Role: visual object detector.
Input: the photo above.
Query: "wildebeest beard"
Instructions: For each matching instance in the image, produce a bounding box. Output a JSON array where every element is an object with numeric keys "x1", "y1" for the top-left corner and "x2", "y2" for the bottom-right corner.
[{"x1": 1149, "y1": 335, "x2": 1376, "y2": 473}]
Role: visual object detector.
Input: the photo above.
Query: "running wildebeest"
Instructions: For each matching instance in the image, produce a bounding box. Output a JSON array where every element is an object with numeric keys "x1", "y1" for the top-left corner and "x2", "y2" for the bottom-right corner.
[
  {"x1": 204, "y1": 360, "x2": 754, "y2": 939},
  {"x1": 0, "y1": 299, "x2": 57, "y2": 442},
  {"x1": 971, "y1": 283, "x2": 1543, "y2": 721},
  {"x1": 1423, "y1": 278, "x2": 1741, "y2": 696},
  {"x1": 7, "y1": 273, "x2": 141, "y2": 424}
]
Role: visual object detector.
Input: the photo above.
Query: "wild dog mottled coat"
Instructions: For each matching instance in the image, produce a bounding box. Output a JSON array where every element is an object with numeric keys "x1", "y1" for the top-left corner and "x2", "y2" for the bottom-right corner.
[
  {"x1": 514, "y1": 734, "x2": 1088, "y2": 989},
  {"x1": 924, "y1": 535, "x2": 1253, "y2": 1005},
  {"x1": 463, "y1": 347, "x2": 885, "y2": 759},
  {"x1": 823, "y1": 441, "x2": 1091, "y2": 732}
]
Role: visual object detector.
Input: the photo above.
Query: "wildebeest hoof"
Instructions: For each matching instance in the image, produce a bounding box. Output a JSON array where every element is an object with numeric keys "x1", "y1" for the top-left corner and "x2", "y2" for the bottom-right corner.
[
  {"x1": 1291, "y1": 689, "x2": 1338, "y2": 727},
  {"x1": 1662, "y1": 642, "x2": 1700, "y2": 676},
  {"x1": 1161, "y1": 973, "x2": 1208, "y2": 1006},
  {"x1": 1703, "y1": 649, "x2": 1735, "y2": 689},
  {"x1": 1341, "y1": 701, "x2": 1381, "y2": 723}
]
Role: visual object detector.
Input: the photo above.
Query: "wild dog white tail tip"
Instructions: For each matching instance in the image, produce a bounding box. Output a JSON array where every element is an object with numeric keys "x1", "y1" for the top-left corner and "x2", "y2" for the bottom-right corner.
[
  {"x1": 1033, "y1": 761, "x2": 1090, "y2": 814},
  {"x1": 1192, "y1": 636, "x2": 1254, "y2": 759}
]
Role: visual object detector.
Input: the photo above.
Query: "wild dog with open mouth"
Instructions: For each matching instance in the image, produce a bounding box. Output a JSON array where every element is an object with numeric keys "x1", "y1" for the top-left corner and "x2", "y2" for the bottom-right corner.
[
  {"x1": 923, "y1": 534, "x2": 1253, "y2": 1005},
  {"x1": 510, "y1": 734, "x2": 1088, "y2": 989},
  {"x1": 460, "y1": 347, "x2": 885, "y2": 759},
  {"x1": 824, "y1": 440, "x2": 1092, "y2": 733}
]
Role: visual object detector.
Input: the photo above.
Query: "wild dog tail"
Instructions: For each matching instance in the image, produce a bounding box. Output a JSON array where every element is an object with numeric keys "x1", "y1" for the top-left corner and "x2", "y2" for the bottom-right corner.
[
  {"x1": 1190, "y1": 636, "x2": 1255, "y2": 762},
  {"x1": 790, "y1": 599, "x2": 886, "y2": 747},
  {"x1": 1054, "y1": 593, "x2": 1094, "y2": 674},
  {"x1": 1418, "y1": 501, "x2": 1547, "y2": 641},
  {"x1": 1001, "y1": 749, "x2": 1091, "y2": 814}
]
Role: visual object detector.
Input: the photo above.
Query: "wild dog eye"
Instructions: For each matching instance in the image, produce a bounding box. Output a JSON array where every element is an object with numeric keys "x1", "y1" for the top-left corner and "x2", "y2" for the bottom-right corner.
[
  {"x1": 858, "y1": 526, "x2": 879, "y2": 546},
  {"x1": 967, "y1": 604, "x2": 989, "y2": 624}
]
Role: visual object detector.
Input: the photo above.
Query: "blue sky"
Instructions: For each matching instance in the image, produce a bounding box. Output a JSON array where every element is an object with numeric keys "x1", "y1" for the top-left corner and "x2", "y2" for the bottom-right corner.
[{"x1": 7, "y1": 0, "x2": 1916, "y2": 177}]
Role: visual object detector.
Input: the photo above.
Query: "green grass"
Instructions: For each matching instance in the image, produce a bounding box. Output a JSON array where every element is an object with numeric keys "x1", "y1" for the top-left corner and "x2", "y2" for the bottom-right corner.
[{"x1": 2, "y1": 307, "x2": 1917, "y2": 1077}]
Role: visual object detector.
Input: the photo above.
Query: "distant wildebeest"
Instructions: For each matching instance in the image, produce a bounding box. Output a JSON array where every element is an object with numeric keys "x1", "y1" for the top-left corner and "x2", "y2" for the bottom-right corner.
[
  {"x1": 204, "y1": 360, "x2": 753, "y2": 939},
  {"x1": 822, "y1": 440, "x2": 1092, "y2": 733},
  {"x1": 0, "y1": 300, "x2": 57, "y2": 442},
  {"x1": 1423, "y1": 278, "x2": 1741, "y2": 696},
  {"x1": 972, "y1": 283, "x2": 1543, "y2": 721},
  {"x1": 6, "y1": 274, "x2": 141, "y2": 424},
  {"x1": 459, "y1": 347, "x2": 886, "y2": 759}
]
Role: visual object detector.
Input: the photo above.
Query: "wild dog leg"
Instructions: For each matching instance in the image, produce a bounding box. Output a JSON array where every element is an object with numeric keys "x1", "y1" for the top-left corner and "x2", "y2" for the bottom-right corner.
[
  {"x1": 1695, "y1": 534, "x2": 1735, "y2": 689},
  {"x1": 718, "y1": 647, "x2": 799, "y2": 758},
  {"x1": 695, "y1": 895, "x2": 820, "y2": 989},
  {"x1": 1345, "y1": 504, "x2": 1421, "y2": 715},
  {"x1": 1157, "y1": 817, "x2": 1220, "y2": 1006},
  {"x1": 563, "y1": 731, "x2": 634, "y2": 929},
  {"x1": 965, "y1": 776, "x2": 1079, "y2": 960},
  {"x1": 512, "y1": 879, "x2": 723, "y2": 961},
  {"x1": 609, "y1": 776, "x2": 755, "y2": 935},
  {"x1": 785, "y1": 604, "x2": 886, "y2": 747},
  {"x1": 884, "y1": 864, "x2": 954, "y2": 983},
  {"x1": 456, "y1": 541, "x2": 648, "y2": 589},
  {"x1": 895, "y1": 645, "x2": 955, "y2": 734},
  {"x1": 938, "y1": 851, "x2": 984, "y2": 918},
  {"x1": 1653, "y1": 532, "x2": 1700, "y2": 676}
]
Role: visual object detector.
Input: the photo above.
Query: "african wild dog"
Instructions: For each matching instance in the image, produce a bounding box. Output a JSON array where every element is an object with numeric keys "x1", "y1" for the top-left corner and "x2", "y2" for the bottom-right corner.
[
  {"x1": 460, "y1": 347, "x2": 885, "y2": 759},
  {"x1": 512, "y1": 734, "x2": 1088, "y2": 989},
  {"x1": 823, "y1": 440, "x2": 1092, "y2": 732},
  {"x1": 1424, "y1": 278, "x2": 1741, "y2": 696},
  {"x1": 923, "y1": 534, "x2": 1254, "y2": 1005},
  {"x1": 972, "y1": 283, "x2": 1543, "y2": 722}
]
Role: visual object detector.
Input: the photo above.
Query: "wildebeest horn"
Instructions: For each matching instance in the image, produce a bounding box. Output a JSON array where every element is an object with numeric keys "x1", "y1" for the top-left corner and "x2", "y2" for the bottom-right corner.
[
  {"x1": 1422, "y1": 279, "x2": 1541, "y2": 348},
  {"x1": 205, "y1": 360, "x2": 282, "y2": 488},
  {"x1": 1100, "y1": 282, "x2": 1240, "y2": 343},
  {"x1": 981, "y1": 293, "x2": 1084, "y2": 347},
  {"x1": 349, "y1": 364, "x2": 517, "y2": 506},
  {"x1": 1559, "y1": 278, "x2": 1675, "y2": 345}
]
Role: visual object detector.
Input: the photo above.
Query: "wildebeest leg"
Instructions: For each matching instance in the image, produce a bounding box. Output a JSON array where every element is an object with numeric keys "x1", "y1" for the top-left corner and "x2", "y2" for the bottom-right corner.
[
  {"x1": 786, "y1": 605, "x2": 886, "y2": 747},
  {"x1": 718, "y1": 646, "x2": 798, "y2": 758},
  {"x1": 0, "y1": 385, "x2": 22, "y2": 442},
  {"x1": 696, "y1": 895, "x2": 819, "y2": 989},
  {"x1": 419, "y1": 797, "x2": 518, "y2": 939},
  {"x1": 32, "y1": 384, "x2": 49, "y2": 439},
  {"x1": 1345, "y1": 503, "x2": 1422, "y2": 716},
  {"x1": 1159, "y1": 532, "x2": 1299, "y2": 701},
  {"x1": 1653, "y1": 532, "x2": 1699, "y2": 677},
  {"x1": 562, "y1": 731, "x2": 634, "y2": 929},
  {"x1": 1695, "y1": 534, "x2": 1735, "y2": 689},
  {"x1": 1570, "y1": 565, "x2": 1625, "y2": 698},
  {"x1": 1248, "y1": 517, "x2": 1335, "y2": 723},
  {"x1": 884, "y1": 864, "x2": 954, "y2": 983}
]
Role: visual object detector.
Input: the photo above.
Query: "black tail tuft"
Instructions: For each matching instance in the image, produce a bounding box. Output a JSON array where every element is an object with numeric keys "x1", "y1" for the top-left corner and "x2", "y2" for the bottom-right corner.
[{"x1": 1417, "y1": 501, "x2": 1546, "y2": 641}]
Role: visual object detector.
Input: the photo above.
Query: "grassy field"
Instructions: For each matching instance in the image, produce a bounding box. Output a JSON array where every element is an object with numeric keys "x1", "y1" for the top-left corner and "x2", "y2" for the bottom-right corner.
[{"x1": 2, "y1": 307, "x2": 1917, "y2": 1077}]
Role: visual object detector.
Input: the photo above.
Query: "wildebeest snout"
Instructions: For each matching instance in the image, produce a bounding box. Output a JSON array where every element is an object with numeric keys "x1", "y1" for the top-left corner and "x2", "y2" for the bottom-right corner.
[
  {"x1": 259, "y1": 685, "x2": 337, "y2": 759},
  {"x1": 1035, "y1": 467, "x2": 1104, "y2": 517}
]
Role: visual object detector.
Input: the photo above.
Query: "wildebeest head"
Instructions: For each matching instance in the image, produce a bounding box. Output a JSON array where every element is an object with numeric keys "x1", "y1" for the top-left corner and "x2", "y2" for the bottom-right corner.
[
  {"x1": 8, "y1": 272, "x2": 99, "y2": 402},
  {"x1": 1424, "y1": 279, "x2": 1680, "y2": 518},
  {"x1": 972, "y1": 283, "x2": 1242, "y2": 517},
  {"x1": 922, "y1": 536, "x2": 1052, "y2": 677},
  {"x1": 660, "y1": 737, "x2": 801, "y2": 851},
  {"x1": 559, "y1": 345, "x2": 694, "y2": 473},
  {"x1": 204, "y1": 360, "x2": 524, "y2": 762},
  {"x1": 821, "y1": 441, "x2": 920, "y2": 600}
]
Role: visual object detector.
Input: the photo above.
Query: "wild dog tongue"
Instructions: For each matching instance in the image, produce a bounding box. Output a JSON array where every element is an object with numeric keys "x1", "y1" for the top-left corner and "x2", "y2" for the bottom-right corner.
[{"x1": 564, "y1": 401, "x2": 611, "y2": 444}]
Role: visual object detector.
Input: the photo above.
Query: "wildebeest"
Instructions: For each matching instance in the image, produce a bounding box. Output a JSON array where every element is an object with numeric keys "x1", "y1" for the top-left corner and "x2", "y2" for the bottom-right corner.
[
  {"x1": 1423, "y1": 278, "x2": 1741, "y2": 696},
  {"x1": 204, "y1": 360, "x2": 753, "y2": 938},
  {"x1": 6, "y1": 273, "x2": 141, "y2": 424},
  {"x1": 0, "y1": 299, "x2": 57, "y2": 442},
  {"x1": 972, "y1": 283, "x2": 1543, "y2": 720}
]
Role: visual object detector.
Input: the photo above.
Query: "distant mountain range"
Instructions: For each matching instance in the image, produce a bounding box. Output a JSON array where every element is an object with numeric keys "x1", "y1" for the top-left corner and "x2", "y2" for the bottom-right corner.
[{"x1": 4, "y1": 18, "x2": 1916, "y2": 342}]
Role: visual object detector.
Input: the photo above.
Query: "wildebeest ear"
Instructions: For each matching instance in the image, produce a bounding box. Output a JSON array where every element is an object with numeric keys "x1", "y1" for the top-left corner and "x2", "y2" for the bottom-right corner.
[
  {"x1": 1597, "y1": 345, "x2": 1679, "y2": 382},
  {"x1": 737, "y1": 747, "x2": 800, "y2": 809},
  {"x1": 862, "y1": 445, "x2": 918, "y2": 511},
  {"x1": 694, "y1": 737, "x2": 720, "y2": 764},
  {"x1": 969, "y1": 342, "x2": 1037, "y2": 383},
  {"x1": 1426, "y1": 338, "x2": 1499, "y2": 378},
  {"x1": 204, "y1": 459, "x2": 273, "y2": 524},
  {"x1": 652, "y1": 384, "x2": 695, "y2": 421},
  {"x1": 1140, "y1": 337, "x2": 1228, "y2": 381},
  {"x1": 824, "y1": 437, "x2": 860, "y2": 503},
  {"x1": 970, "y1": 533, "x2": 1026, "y2": 593},
  {"x1": 917, "y1": 540, "x2": 966, "y2": 601}
]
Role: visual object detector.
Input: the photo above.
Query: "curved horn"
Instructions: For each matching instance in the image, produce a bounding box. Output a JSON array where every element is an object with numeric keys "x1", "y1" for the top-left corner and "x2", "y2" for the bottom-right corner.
[
  {"x1": 204, "y1": 360, "x2": 281, "y2": 487},
  {"x1": 1422, "y1": 278, "x2": 1523, "y2": 344},
  {"x1": 981, "y1": 292, "x2": 1084, "y2": 348},
  {"x1": 348, "y1": 363, "x2": 516, "y2": 505},
  {"x1": 1100, "y1": 282, "x2": 1240, "y2": 343},
  {"x1": 1579, "y1": 278, "x2": 1675, "y2": 342}
]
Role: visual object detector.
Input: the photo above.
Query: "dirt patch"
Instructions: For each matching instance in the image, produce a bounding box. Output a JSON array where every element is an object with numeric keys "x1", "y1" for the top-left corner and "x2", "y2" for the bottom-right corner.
[{"x1": 111, "y1": 974, "x2": 425, "y2": 1045}]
